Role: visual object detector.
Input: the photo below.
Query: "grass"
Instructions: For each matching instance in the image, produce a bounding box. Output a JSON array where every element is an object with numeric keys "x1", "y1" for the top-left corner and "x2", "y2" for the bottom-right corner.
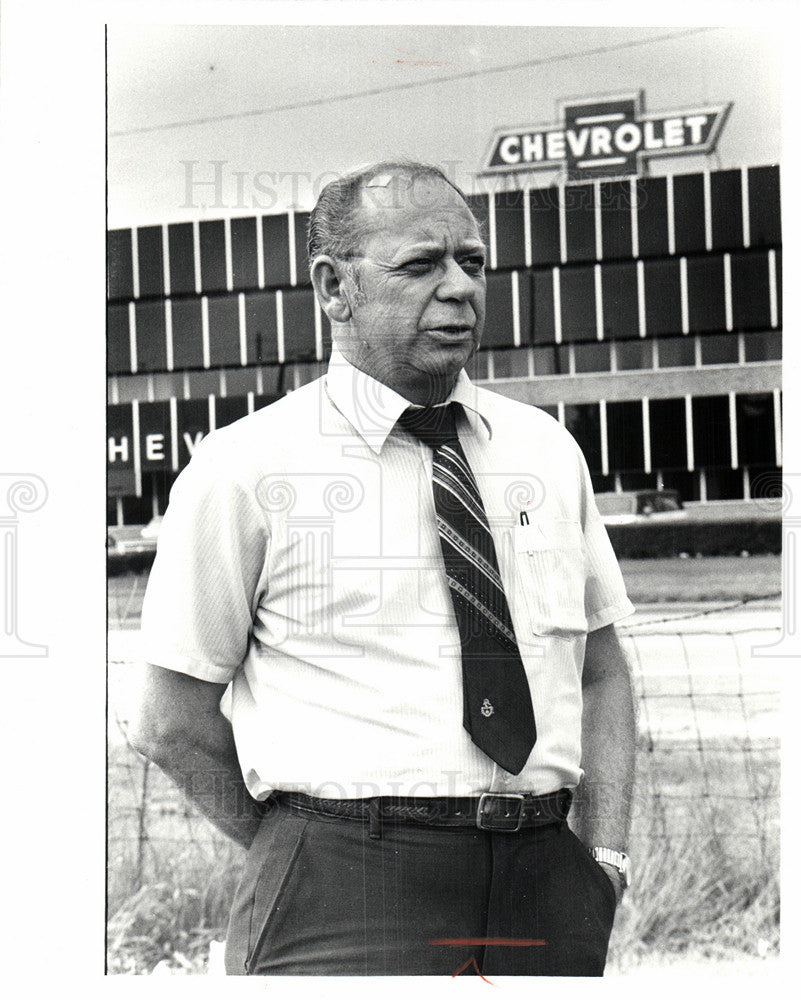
[
  {"x1": 605, "y1": 739, "x2": 779, "y2": 972},
  {"x1": 608, "y1": 832, "x2": 779, "y2": 972},
  {"x1": 107, "y1": 743, "x2": 245, "y2": 975},
  {"x1": 619, "y1": 554, "x2": 781, "y2": 604}
]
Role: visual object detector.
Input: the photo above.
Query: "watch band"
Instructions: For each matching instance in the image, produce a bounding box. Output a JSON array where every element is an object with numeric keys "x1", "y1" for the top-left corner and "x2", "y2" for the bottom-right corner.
[{"x1": 590, "y1": 846, "x2": 631, "y2": 888}]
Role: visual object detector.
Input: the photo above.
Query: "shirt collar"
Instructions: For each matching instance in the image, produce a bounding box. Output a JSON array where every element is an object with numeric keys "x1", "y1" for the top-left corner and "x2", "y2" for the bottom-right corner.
[{"x1": 325, "y1": 345, "x2": 493, "y2": 454}]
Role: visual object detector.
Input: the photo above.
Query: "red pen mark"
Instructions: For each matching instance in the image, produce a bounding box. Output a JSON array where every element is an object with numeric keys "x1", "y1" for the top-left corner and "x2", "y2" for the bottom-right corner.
[
  {"x1": 429, "y1": 939, "x2": 547, "y2": 981},
  {"x1": 450, "y1": 955, "x2": 493, "y2": 983},
  {"x1": 429, "y1": 937, "x2": 546, "y2": 947}
]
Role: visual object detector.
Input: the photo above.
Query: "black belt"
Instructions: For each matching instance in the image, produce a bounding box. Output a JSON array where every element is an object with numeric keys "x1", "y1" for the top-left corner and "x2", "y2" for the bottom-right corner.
[{"x1": 274, "y1": 789, "x2": 572, "y2": 833}]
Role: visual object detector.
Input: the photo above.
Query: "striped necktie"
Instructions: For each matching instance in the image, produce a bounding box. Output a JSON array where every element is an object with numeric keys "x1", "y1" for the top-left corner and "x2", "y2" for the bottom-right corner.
[{"x1": 398, "y1": 403, "x2": 536, "y2": 775}]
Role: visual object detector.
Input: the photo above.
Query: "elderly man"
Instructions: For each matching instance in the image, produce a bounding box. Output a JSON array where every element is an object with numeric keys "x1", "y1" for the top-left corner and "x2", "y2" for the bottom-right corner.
[{"x1": 132, "y1": 160, "x2": 636, "y2": 978}]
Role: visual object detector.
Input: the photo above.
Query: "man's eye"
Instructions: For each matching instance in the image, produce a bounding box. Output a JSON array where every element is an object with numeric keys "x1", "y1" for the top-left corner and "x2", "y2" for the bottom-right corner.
[
  {"x1": 402, "y1": 258, "x2": 434, "y2": 272},
  {"x1": 460, "y1": 256, "x2": 485, "y2": 274}
]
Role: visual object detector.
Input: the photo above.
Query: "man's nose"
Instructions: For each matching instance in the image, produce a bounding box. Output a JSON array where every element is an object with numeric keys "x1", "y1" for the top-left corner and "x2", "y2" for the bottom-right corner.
[{"x1": 436, "y1": 258, "x2": 477, "y2": 300}]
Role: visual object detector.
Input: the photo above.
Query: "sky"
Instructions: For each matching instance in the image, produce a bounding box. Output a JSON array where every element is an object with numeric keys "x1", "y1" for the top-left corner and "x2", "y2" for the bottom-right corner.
[{"x1": 107, "y1": 23, "x2": 783, "y2": 227}]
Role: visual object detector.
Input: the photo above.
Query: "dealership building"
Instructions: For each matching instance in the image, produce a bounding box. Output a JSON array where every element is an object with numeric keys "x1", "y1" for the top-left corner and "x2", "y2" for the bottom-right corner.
[{"x1": 107, "y1": 91, "x2": 781, "y2": 526}]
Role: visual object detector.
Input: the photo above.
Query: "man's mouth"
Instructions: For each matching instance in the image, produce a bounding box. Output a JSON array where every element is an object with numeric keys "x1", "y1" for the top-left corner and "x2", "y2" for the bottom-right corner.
[{"x1": 426, "y1": 325, "x2": 473, "y2": 337}]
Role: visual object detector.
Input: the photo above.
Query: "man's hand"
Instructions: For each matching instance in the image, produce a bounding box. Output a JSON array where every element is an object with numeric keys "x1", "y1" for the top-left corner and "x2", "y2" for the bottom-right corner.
[{"x1": 597, "y1": 861, "x2": 626, "y2": 906}]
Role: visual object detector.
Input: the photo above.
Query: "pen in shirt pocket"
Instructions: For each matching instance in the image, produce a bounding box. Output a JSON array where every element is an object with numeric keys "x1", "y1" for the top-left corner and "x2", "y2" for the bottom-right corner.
[{"x1": 519, "y1": 497, "x2": 537, "y2": 525}]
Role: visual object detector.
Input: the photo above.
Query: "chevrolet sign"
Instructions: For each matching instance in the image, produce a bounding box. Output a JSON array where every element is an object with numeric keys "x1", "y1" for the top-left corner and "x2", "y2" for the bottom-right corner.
[{"x1": 482, "y1": 93, "x2": 731, "y2": 181}]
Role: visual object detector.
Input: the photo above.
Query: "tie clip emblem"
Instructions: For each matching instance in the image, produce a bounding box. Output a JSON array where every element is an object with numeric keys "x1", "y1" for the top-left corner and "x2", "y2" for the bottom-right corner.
[{"x1": 481, "y1": 699, "x2": 494, "y2": 718}]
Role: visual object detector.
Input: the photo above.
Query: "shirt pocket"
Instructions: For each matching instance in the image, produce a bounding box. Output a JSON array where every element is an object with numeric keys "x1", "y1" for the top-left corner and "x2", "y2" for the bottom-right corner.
[{"x1": 511, "y1": 519, "x2": 587, "y2": 640}]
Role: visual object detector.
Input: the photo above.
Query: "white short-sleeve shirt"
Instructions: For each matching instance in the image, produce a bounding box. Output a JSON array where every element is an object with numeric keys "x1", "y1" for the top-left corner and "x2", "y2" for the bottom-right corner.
[{"x1": 141, "y1": 348, "x2": 634, "y2": 800}]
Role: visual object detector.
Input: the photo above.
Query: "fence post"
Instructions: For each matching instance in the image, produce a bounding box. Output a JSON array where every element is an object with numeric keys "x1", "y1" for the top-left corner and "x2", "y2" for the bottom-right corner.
[{"x1": 136, "y1": 758, "x2": 150, "y2": 889}]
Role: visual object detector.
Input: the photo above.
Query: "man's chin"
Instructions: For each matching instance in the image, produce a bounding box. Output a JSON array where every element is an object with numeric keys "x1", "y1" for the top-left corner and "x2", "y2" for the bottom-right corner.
[
  {"x1": 400, "y1": 350, "x2": 475, "y2": 403},
  {"x1": 436, "y1": 351, "x2": 477, "y2": 382}
]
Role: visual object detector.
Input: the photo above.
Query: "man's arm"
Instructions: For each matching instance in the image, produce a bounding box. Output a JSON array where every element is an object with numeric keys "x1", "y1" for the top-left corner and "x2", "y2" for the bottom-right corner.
[
  {"x1": 128, "y1": 663, "x2": 264, "y2": 850},
  {"x1": 571, "y1": 622, "x2": 636, "y2": 900}
]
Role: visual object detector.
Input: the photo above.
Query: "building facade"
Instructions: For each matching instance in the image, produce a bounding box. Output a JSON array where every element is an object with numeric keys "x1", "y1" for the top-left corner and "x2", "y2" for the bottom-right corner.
[{"x1": 107, "y1": 163, "x2": 781, "y2": 526}]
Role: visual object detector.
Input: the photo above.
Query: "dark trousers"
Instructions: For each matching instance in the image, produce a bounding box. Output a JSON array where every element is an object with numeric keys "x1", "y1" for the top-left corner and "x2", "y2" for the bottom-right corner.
[{"x1": 225, "y1": 798, "x2": 617, "y2": 977}]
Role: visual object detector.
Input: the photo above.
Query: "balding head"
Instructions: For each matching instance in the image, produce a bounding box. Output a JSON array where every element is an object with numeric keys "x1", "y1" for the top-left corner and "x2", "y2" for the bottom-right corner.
[{"x1": 307, "y1": 160, "x2": 478, "y2": 270}]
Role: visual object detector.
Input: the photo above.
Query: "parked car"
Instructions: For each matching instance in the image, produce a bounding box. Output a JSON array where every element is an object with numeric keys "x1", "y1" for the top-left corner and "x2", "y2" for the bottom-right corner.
[
  {"x1": 594, "y1": 489, "x2": 686, "y2": 526},
  {"x1": 107, "y1": 516, "x2": 163, "y2": 558}
]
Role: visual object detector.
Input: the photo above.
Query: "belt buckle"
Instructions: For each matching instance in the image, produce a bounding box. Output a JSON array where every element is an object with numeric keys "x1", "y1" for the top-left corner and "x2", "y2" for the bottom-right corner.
[{"x1": 476, "y1": 792, "x2": 526, "y2": 832}]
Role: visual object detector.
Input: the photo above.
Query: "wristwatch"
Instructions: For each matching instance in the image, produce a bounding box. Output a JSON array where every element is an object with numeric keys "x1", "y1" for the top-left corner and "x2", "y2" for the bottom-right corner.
[{"x1": 590, "y1": 847, "x2": 631, "y2": 889}]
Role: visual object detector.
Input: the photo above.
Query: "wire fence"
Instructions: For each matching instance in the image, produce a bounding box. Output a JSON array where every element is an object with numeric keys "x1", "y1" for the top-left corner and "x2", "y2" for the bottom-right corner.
[
  {"x1": 106, "y1": 577, "x2": 781, "y2": 970},
  {"x1": 624, "y1": 601, "x2": 779, "y2": 867}
]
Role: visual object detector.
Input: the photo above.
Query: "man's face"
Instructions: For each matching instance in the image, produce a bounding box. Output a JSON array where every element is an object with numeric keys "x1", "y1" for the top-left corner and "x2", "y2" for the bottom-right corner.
[{"x1": 340, "y1": 175, "x2": 486, "y2": 402}]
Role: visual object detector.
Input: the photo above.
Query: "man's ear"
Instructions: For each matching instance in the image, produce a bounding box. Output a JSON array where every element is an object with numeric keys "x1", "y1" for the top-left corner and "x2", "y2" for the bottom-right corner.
[{"x1": 310, "y1": 256, "x2": 353, "y2": 324}]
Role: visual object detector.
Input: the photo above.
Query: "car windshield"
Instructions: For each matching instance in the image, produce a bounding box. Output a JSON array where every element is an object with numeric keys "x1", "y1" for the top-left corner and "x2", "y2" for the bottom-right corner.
[{"x1": 638, "y1": 494, "x2": 680, "y2": 514}]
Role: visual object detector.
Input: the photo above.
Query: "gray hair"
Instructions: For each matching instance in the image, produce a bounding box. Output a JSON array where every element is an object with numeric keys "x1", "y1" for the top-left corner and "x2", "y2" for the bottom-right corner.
[{"x1": 307, "y1": 160, "x2": 478, "y2": 270}]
